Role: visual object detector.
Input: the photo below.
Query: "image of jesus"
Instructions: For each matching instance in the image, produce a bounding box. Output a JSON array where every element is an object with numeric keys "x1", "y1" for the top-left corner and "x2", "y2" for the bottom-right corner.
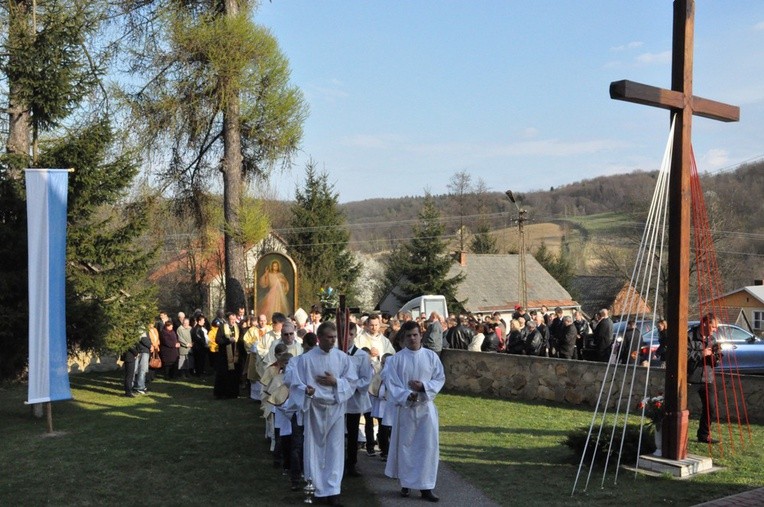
[{"x1": 258, "y1": 259, "x2": 290, "y2": 320}]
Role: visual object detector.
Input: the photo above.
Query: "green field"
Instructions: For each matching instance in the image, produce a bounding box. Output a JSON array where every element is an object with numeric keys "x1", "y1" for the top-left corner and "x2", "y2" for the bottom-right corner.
[
  {"x1": 1, "y1": 372, "x2": 762, "y2": 506},
  {"x1": 437, "y1": 393, "x2": 764, "y2": 506},
  {"x1": 0, "y1": 371, "x2": 369, "y2": 506},
  {"x1": 563, "y1": 212, "x2": 643, "y2": 236}
]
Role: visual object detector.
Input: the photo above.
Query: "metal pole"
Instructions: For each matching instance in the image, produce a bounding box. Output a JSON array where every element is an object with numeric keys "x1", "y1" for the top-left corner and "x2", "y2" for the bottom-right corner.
[
  {"x1": 505, "y1": 190, "x2": 528, "y2": 310},
  {"x1": 518, "y1": 209, "x2": 528, "y2": 309}
]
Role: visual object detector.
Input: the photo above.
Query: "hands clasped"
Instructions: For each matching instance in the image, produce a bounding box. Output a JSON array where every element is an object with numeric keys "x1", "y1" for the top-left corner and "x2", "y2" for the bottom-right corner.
[
  {"x1": 315, "y1": 371, "x2": 337, "y2": 387},
  {"x1": 407, "y1": 380, "x2": 424, "y2": 402}
]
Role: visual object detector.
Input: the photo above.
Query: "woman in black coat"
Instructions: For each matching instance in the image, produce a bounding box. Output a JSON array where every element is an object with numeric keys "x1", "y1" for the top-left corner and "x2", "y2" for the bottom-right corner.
[{"x1": 159, "y1": 320, "x2": 180, "y2": 379}]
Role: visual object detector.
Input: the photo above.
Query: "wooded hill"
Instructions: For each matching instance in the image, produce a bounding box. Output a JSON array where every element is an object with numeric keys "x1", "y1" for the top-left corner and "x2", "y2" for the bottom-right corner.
[{"x1": 328, "y1": 161, "x2": 762, "y2": 290}]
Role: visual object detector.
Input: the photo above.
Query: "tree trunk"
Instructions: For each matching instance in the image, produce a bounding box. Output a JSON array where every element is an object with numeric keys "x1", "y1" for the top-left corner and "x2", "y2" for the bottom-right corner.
[
  {"x1": 5, "y1": 0, "x2": 33, "y2": 175},
  {"x1": 221, "y1": 0, "x2": 246, "y2": 313}
]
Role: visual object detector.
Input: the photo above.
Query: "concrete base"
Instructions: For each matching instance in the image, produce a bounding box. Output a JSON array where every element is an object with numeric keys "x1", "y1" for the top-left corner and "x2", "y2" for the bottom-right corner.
[{"x1": 635, "y1": 453, "x2": 715, "y2": 478}]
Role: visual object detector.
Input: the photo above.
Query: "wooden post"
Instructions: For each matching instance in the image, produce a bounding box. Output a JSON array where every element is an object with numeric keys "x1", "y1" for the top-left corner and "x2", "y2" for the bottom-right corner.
[
  {"x1": 609, "y1": 0, "x2": 739, "y2": 460},
  {"x1": 45, "y1": 402, "x2": 53, "y2": 433}
]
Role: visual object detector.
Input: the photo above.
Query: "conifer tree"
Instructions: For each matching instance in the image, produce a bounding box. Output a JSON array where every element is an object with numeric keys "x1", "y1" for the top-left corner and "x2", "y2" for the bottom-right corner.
[
  {"x1": 0, "y1": 0, "x2": 129, "y2": 378},
  {"x1": 469, "y1": 177, "x2": 498, "y2": 254},
  {"x1": 534, "y1": 241, "x2": 575, "y2": 291},
  {"x1": 40, "y1": 120, "x2": 157, "y2": 355},
  {"x1": 0, "y1": 165, "x2": 28, "y2": 378},
  {"x1": 396, "y1": 193, "x2": 465, "y2": 313},
  {"x1": 470, "y1": 222, "x2": 499, "y2": 254},
  {"x1": 3, "y1": 0, "x2": 102, "y2": 168},
  {"x1": 287, "y1": 161, "x2": 360, "y2": 307}
]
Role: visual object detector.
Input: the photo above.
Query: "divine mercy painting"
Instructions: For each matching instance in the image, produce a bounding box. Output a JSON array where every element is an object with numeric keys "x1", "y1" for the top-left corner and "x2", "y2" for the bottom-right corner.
[{"x1": 255, "y1": 253, "x2": 296, "y2": 321}]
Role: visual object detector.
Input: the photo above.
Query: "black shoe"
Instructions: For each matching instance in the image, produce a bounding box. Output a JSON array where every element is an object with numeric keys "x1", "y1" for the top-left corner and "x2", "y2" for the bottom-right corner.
[
  {"x1": 698, "y1": 436, "x2": 720, "y2": 444},
  {"x1": 344, "y1": 466, "x2": 361, "y2": 477},
  {"x1": 327, "y1": 495, "x2": 343, "y2": 506},
  {"x1": 122, "y1": 392, "x2": 135, "y2": 398},
  {"x1": 400, "y1": 487, "x2": 410, "y2": 497},
  {"x1": 420, "y1": 490, "x2": 440, "y2": 502},
  {"x1": 291, "y1": 482, "x2": 301, "y2": 491}
]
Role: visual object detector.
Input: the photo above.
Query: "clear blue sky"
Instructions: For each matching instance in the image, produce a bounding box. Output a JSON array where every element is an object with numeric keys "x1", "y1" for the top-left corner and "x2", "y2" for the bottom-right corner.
[{"x1": 256, "y1": 1, "x2": 764, "y2": 203}]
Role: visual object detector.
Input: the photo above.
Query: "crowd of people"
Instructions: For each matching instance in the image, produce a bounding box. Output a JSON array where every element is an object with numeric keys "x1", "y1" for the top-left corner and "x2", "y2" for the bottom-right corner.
[
  {"x1": 120, "y1": 308, "x2": 446, "y2": 506},
  {"x1": 118, "y1": 301, "x2": 719, "y2": 501},
  {"x1": 405, "y1": 305, "x2": 626, "y2": 362}
]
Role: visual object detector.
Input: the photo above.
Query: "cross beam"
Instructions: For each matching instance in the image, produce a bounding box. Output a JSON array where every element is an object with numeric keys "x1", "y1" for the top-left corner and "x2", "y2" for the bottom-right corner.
[
  {"x1": 609, "y1": 0, "x2": 739, "y2": 460},
  {"x1": 610, "y1": 81, "x2": 739, "y2": 122}
]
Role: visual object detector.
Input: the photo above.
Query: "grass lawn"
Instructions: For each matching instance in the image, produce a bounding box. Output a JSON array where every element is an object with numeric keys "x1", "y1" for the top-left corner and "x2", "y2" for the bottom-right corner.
[
  {"x1": 0, "y1": 371, "x2": 371, "y2": 506},
  {"x1": 436, "y1": 392, "x2": 764, "y2": 506},
  {"x1": 3, "y1": 373, "x2": 763, "y2": 506}
]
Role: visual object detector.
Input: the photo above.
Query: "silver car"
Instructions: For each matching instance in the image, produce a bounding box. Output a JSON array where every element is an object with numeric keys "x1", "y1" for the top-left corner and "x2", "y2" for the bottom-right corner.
[{"x1": 689, "y1": 321, "x2": 764, "y2": 375}]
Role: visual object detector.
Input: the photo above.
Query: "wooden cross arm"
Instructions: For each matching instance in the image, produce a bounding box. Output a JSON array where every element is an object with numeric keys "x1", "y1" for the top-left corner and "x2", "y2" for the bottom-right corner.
[{"x1": 610, "y1": 80, "x2": 740, "y2": 122}]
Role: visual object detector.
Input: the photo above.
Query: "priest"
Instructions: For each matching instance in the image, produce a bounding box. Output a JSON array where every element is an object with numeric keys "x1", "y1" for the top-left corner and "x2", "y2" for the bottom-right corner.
[
  {"x1": 383, "y1": 320, "x2": 445, "y2": 502},
  {"x1": 284, "y1": 322, "x2": 357, "y2": 506}
]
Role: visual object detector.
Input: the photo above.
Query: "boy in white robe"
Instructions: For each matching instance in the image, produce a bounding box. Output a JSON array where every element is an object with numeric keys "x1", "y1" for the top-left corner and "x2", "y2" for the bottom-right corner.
[
  {"x1": 284, "y1": 322, "x2": 357, "y2": 506},
  {"x1": 383, "y1": 320, "x2": 445, "y2": 503},
  {"x1": 344, "y1": 323, "x2": 374, "y2": 476}
]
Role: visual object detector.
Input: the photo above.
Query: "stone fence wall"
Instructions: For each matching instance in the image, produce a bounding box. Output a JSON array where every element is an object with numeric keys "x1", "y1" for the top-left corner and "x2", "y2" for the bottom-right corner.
[
  {"x1": 67, "y1": 348, "x2": 120, "y2": 374},
  {"x1": 442, "y1": 349, "x2": 764, "y2": 424}
]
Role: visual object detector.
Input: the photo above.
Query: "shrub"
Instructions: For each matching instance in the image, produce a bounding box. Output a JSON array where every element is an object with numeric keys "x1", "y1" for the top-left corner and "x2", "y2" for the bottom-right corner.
[{"x1": 564, "y1": 423, "x2": 656, "y2": 466}]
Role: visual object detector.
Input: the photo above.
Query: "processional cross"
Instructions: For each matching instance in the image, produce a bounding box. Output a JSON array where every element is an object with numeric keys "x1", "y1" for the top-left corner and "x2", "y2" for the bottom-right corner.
[{"x1": 609, "y1": 0, "x2": 739, "y2": 460}]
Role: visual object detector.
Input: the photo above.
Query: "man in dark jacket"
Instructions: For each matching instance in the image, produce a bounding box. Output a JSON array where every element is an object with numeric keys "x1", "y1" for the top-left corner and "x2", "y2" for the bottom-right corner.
[
  {"x1": 121, "y1": 344, "x2": 139, "y2": 397},
  {"x1": 445, "y1": 315, "x2": 474, "y2": 350},
  {"x1": 619, "y1": 320, "x2": 641, "y2": 364},
  {"x1": 558, "y1": 316, "x2": 578, "y2": 359},
  {"x1": 592, "y1": 309, "x2": 614, "y2": 362},
  {"x1": 523, "y1": 321, "x2": 545, "y2": 356},
  {"x1": 689, "y1": 313, "x2": 720, "y2": 444},
  {"x1": 548, "y1": 307, "x2": 565, "y2": 356},
  {"x1": 133, "y1": 330, "x2": 153, "y2": 394}
]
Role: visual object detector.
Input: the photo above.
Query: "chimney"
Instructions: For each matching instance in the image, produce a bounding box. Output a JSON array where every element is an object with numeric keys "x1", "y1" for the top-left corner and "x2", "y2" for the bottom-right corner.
[
  {"x1": 755, "y1": 279, "x2": 763, "y2": 286},
  {"x1": 459, "y1": 251, "x2": 467, "y2": 267}
]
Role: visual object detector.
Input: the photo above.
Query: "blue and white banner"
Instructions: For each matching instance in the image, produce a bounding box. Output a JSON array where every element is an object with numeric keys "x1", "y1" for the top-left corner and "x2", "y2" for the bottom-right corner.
[{"x1": 26, "y1": 169, "x2": 72, "y2": 404}]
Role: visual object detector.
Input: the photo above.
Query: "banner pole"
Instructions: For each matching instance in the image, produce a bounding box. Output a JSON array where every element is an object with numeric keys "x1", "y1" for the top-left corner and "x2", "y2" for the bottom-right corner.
[{"x1": 46, "y1": 402, "x2": 53, "y2": 433}]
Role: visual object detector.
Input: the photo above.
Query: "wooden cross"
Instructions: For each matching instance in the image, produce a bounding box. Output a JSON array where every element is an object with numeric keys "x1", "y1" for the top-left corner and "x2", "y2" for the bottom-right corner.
[{"x1": 609, "y1": 0, "x2": 739, "y2": 460}]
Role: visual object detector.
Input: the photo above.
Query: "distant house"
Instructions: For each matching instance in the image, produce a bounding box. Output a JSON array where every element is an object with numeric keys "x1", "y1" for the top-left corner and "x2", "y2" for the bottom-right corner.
[
  {"x1": 706, "y1": 283, "x2": 764, "y2": 336},
  {"x1": 149, "y1": 232, "x2": 291, "y2": 317},
  {"x1": 570, "y1": 275, "x2": 651, "y2": 320},
  {"x1": 378, "y1": 252, "x2": 579, "y2": 318}
]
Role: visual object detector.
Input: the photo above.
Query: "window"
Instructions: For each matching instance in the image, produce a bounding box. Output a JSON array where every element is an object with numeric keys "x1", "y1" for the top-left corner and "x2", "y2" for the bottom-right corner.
[{"x1": 754, "y1": 311, "x2": 764, "y2": 331}]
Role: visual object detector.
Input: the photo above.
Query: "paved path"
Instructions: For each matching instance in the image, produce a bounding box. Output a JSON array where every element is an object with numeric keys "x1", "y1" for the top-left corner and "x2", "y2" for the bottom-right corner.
[
  {"x1": 354, "y1": 451, "x2": 501, "y2": 507},
  {"x1": 693, "y1": 487, "x2": 764, "y2": 507}
]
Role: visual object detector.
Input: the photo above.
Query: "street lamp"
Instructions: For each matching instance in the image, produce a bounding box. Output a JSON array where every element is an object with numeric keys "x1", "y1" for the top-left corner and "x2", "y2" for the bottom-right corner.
[{"x1": 505, "y1": 190, "x2": 528, "y2": 310}]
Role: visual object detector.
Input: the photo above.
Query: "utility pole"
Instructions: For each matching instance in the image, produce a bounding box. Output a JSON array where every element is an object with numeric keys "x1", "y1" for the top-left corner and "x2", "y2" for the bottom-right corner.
[{"x1": 506, "y1": 190, "x2": 528, "y2": 309}]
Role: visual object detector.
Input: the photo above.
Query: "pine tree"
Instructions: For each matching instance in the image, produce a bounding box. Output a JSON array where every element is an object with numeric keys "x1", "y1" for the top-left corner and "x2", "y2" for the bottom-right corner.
[
  {"x1": 470, "y1": 222, "x2": 499, "y2": 254},
  {"x1": 0, "y1": 0, "x2": 123, "y2": 378},
  {"x1": 3, "y1": 0, "x2": 103, "y2": 167},
  {"x1": 0, "y1": 162, "x2": 28, "y2": 378},
  {"x1": 397, "y1": 194, "x2": 465, "y2": 313},
  {"x1": 534, "y1": 241, "x2": 575, "y2": 292},
  {"x1": 287, "y1": 161, "x2": 360, "y2": 308},
  {"x1": 40, "y1": 120, "x2": 158, "y2": 355},
  {"x1": 470, "y1": 177, "x2": 498, "y2": 254}
]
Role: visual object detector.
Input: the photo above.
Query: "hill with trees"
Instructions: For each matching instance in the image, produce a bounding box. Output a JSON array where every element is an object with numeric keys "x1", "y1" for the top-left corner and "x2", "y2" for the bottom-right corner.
[{"x1": 335, "y1": 162, "x2": 763, "y2": 294}]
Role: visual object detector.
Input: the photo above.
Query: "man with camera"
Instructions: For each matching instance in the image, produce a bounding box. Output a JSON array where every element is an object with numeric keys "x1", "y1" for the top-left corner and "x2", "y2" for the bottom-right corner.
[{"x1": 688, "y1": 313, "x2": 721, "y2": 444}]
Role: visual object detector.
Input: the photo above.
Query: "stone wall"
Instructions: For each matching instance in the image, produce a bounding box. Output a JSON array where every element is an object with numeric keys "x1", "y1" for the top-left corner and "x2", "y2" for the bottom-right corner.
[
  {"x1": 67, "y1": 348, "x2": 120, "y2": 374},
  {"x1": 442, "y1": 349, "x2": 764, "y2": 423}
]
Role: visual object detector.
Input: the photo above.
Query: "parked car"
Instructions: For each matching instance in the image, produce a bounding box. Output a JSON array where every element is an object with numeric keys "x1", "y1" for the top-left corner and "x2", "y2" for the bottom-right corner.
[
  {"x1": 688, "y1": 321, "x2": 764, "y2": 375},
  {"x1": 611, "y1": 318, "x2": 658, "y2": 364}
]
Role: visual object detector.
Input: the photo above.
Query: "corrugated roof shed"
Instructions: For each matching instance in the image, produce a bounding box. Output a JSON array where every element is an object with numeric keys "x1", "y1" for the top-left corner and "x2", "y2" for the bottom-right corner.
[{"x1": 448, "y1": 253, "x2": 577, "y2": 313}]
